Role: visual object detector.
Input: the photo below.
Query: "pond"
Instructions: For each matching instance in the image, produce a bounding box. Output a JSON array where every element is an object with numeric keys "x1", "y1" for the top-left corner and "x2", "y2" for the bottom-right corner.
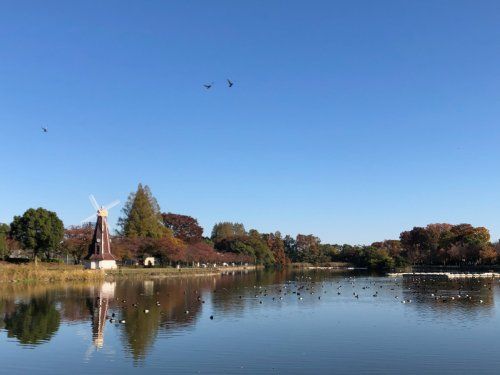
[{"x1": 1, "y1": 270, "x2": 500, "y2": 374}]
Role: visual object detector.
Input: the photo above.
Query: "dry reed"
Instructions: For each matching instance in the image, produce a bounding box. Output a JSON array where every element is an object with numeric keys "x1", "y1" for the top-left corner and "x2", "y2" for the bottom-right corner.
[{"x1": 0, "y1": 262, "x2": 105, "y2": 283}]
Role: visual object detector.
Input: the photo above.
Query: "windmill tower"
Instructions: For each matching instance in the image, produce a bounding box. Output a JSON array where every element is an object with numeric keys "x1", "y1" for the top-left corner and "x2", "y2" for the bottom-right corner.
[{"x1": 82, "y1": 195, "x2": 120, "y2": 270}]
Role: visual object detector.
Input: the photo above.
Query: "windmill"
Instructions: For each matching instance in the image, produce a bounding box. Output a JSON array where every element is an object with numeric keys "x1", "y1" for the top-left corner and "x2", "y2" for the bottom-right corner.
[{"x1": 82, "y1": 195, "x2": 120, "y2": 270}]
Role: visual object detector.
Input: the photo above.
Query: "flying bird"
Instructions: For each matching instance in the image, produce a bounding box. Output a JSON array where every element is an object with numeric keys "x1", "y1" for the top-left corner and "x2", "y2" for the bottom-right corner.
[
  {"x1": 203, "y1": 82, "x2": 213, "y2": 89},
  {"x1": 41, "y1": 126, "x2": 48, "y2": 133},
  {"x1": 227, "y1": 79, "x2": 233, "y2": 88}
]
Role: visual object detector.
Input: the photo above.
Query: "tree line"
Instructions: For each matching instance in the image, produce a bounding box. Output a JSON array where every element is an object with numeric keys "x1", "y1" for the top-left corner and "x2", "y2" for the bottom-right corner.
[{"x1": 1, "y1": 183, "x2": 499, "y2": 270}]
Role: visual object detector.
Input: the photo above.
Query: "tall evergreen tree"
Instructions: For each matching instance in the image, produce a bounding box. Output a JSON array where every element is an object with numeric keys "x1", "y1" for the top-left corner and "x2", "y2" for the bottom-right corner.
[{"x1": 118, "y1": 184, "x2": 165, "y2": 238}]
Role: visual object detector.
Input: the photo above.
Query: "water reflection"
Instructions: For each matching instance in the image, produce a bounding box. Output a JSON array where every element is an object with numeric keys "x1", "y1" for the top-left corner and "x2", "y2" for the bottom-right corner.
[
  {"x1": 1, "y1": 270, "x2": 500, "y2": 371},
  {"x1": 87, "y1": 282, "x2": 115, "y2": 349},
  {"x1": 4, "y1": 296, "x2": 60, "y2": 346},
  {"x1": 399, "y1": 276, "x2": 496, "y2": 324}
]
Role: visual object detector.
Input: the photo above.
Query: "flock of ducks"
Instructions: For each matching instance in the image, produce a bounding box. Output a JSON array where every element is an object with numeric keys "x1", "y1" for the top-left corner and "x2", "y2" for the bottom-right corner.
[
  {"x1": 241, "y1": 275, "x2": 491, "y2": 307},
  {"x1": 99, "y1": 275, "x2": 492, "y2": 325}
]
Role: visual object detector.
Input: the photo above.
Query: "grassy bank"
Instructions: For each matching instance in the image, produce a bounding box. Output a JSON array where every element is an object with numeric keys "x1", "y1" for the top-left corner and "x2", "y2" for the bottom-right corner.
[
  {"x1": 107, "y1": 265, "x2": 262, "y2": 279},
  {"x1": 0, "y1": 262, "x2": 105, "y2": 283},
  {"x1": 0, "y1": 262, "x2": 357, "y2": 283},
  {"x1": 0, "y1": 262, "x2": 261, "y2": 283}
]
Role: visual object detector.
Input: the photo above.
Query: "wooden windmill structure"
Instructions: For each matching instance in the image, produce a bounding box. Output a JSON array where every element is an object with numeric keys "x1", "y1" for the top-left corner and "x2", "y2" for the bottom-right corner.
[{"x1": 82, "y1": 195, "x2": 120, "y2": 270}]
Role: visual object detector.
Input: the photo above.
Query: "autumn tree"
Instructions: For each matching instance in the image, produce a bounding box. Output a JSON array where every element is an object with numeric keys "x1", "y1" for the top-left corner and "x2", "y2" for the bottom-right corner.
[
  {"x1": 479, "y1": 244, "x2": 497, "y2": 264},
  {"x1": 162, "y1": 213, "x2": 203, "y2": 244},
  {"x1": 118, "y1": 184, "x2": 165, "y2": 238},
  {"x1": 295, "y1": 234, "x2": 321, "y2": 264},
  {"x1": 111, "y1": 236, "x2": 143, "y2": 261},
  {"x1": 400, "y1": 223, "x2": 493, "y2": 265},
  {"x1": 268, "y1": 231, "x2": 287, "y2": 267},
  {"x1": 61, "y1": 224, "x2": 94, "y2": 264},
  {"x1": 10, "y1": 208, "x2": 64, "y2": 260},
  {"x1": 211, "y1": 222, "x2": 246, "y2": 244},
  {"x1": 400, "y1": 227, "x2": 431, "y2": 265},
  {"x1": 148, "y1": 236, "x2": 186, "y2": 265},
  {"x1": 450, "y1": 224, "x2": 491, "y2": 264},
  {"x1": 185, "y1": 242, "x2": 218, "y2": 265}
]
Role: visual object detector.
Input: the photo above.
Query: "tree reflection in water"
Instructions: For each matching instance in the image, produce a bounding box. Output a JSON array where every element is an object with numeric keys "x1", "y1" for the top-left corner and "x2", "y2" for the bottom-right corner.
[
  {"x1": 114, "y1": 278, "x2": 206, "y2": 362},
  {"x1": 4, "y1": 296, "x2": 60, "y2": 346}
]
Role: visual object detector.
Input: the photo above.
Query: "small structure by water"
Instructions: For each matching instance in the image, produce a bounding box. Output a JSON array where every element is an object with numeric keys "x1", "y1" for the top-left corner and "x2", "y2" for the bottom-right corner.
[{"x1": 143, "y1": 257, "x2": 155, "y2": 267}]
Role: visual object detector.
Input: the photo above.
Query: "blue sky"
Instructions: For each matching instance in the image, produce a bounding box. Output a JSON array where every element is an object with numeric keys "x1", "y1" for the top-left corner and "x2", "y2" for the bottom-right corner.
[{"x1": 1, "y1": 1, "x2": 500, "y2": 244}]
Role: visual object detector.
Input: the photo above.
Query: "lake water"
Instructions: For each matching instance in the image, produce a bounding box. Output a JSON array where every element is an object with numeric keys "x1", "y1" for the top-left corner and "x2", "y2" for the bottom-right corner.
[{"x1": 1, "y1": 270, "x2": 500, "y2": 374}]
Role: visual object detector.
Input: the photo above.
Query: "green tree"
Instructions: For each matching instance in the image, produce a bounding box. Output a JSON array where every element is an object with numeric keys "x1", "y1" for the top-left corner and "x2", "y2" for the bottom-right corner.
[
  {"x1": 363, "y1": 247, "x2": 395, "y2": 270},
  {"x1": 213, "y1": 228, "x2": 274, "y2": 265},
  {"x1": 283, "y1": 235, "x2": 297, "y2": 262},
  {"x1": 10, "y1": 208, "x2": 64, "y2": 260},
  {"x1": 371, "y1": 240, "x2": 407, "y2": 267},
  {"x1": 118, "y1": 184, "x2": 165, "y2": 238},
  {"x1": 0, "y1": 223, "x2": 9, "y2": 260},
  {"x1": 247, "y1": 230, "x2": 274, "y2": 265},
  {"x1": 319, "y1": 243, "x2": 341, "y2": 262}
]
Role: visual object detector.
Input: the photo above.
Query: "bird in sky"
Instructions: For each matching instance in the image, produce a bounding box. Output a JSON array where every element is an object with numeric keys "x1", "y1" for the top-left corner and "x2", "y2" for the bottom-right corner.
[
  {"x1": 227, "y1": 79, "x2": 233, "y2": 88},
  {"x1": 203, "y1": 82, "x2": 213, "y2": 89},
  {"x1": 41, "y1": 126, "x2": 48, "y2": 133}
]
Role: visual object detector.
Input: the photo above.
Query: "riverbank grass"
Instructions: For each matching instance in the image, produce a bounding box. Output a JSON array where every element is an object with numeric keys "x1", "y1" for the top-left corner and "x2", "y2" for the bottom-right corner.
[
  {"x1": 0, "y1": 262, "x2": 105, "y2": 283},
  {"x1": 0, "y1": 262, "x2": 260, "y2": 283}
]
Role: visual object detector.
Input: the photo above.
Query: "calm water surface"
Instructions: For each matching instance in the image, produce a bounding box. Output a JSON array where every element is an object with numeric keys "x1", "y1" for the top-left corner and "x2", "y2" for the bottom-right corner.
[{"x1": 1, "y1": 270, "x2": 500, "y2": 374}]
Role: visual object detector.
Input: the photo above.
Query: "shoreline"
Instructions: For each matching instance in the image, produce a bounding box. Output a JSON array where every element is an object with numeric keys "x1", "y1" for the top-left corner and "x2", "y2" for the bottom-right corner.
[
  {"x1": 0, "y1": 262, "x2": 264, "y2": 283},
  {"x1": 8, "y1": 261, "x2": 497, "y2": 283}
]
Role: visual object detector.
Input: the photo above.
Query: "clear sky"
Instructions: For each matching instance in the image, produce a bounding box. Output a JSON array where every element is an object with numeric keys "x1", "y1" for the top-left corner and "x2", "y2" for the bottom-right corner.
[{"x1": 1, "y1": 1, "x2": 500, "y2": 244}]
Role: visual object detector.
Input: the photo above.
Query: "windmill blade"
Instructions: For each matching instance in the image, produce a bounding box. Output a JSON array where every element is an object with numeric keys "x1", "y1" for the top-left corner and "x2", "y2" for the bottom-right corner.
[
  {"x1": 81, "y1": 213, "x2": 97, "y2": 224},
  {"x1": 104, "y1": 200, "x2": 120, "y2": 211},
  {"x1": 89, "y1": 195, "x2": 99, "y2": 211}
]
